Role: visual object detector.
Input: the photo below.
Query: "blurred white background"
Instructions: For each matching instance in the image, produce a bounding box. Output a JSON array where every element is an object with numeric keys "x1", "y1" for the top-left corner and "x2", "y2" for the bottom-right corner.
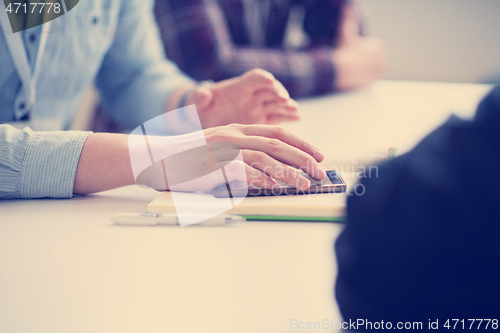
[{"x1": 365, "y1": 0, "x2": 500, "y2": 83}]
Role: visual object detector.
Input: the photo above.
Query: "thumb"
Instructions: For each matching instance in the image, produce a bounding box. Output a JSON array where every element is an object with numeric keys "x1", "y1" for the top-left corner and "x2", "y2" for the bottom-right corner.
[{"x1": 189, "y1": 86, "x2": 213, "y2": 110}]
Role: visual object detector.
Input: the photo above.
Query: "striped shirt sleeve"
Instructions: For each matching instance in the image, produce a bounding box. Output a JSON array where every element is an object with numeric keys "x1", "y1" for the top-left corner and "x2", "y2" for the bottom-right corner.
[{"x1": 0, "y1": 125, "x2": 91, "y2": 199}]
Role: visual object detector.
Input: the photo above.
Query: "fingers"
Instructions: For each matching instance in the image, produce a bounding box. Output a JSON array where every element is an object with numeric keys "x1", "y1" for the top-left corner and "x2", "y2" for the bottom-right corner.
[
  {"x1": 240, "y1": 125, "x2": 325, "y2": 163},
  {"x1": 188, "y1": 85, "x2": 213, "y2": 110},
  {"x1": 235, "y1": 136, "x2": 325, "y2": 181},
  {"x1": 243, "y1": 68, "x2": 290, "y2": 99},
  {"x1": 260, "y1": 92, "x2": 299, "y2": 113},
  {"x1": 267, "y1": 98, "x2": 299, "y2": 116},
  {"x1": 243, "y1": 68, "x2": 275, "y2": 89},
  {"x1": 209, "y1": 159, "x2": 274, "y2": 189},
  {"x1": 215, "y1": 159, "x2": 278, "y2": 190},
  {"x1": 217, "y1": 151, "x2": 313, "y2": 190},
  {"x1": 263, "y1": 102, "x2": 300, "y2": 124},
  {"x1": 266, "y1": 112, "x2": 300, "y2": 125},
  {"x1": 242, "y1": 150, "x2": 311, "y2": 189},
  {"x1": 204, "y1": 125, "x2": 325, "y2": 180},
  {"x1": 242, "y1": 163, "x2": 278, "y2": 189},
  {"x1": 259, "y1": 97, "x2": 299, "y2": 121},
  {"x1": 242, "y1": 88, "x2": 299, "y2": 125},
  {"x1": 269, "y1": 75, "x2": 290, "y2": 99},
  {"x1": 254, "y1": 89, "x2": 289, "y2": 106}
]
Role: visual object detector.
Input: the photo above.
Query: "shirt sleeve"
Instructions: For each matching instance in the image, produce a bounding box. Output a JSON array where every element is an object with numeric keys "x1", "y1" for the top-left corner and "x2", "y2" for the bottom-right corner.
[
  {"x1": 95, "y1": 0, "x2": 194, "y2": 131},
  {"x1": 0, "y1": 125, "x2": 91, "y2": 199},
  {"x1": 154, "y1": 0, "x2": 336, "y2": 98}
]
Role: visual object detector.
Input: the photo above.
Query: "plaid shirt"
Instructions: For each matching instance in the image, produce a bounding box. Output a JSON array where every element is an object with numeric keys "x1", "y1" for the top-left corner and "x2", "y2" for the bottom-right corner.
[{"x1": 155, "y1": 0, "x2": 350, "y2": 98}]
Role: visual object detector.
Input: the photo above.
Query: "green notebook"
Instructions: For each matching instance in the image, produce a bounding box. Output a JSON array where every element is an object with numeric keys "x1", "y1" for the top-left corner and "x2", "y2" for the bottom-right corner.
[{"x1": 147, "y1": 190, "x2": 347, "y2": 223}]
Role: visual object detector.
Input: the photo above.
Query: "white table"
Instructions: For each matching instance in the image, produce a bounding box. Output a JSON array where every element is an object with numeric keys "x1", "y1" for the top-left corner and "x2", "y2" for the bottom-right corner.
[
  {"x1": 0, "y1": 81, "x2": 492, "y2": 333},
  {"x1": 287, "y1": 80, "x2": 492, "y2": 168}
]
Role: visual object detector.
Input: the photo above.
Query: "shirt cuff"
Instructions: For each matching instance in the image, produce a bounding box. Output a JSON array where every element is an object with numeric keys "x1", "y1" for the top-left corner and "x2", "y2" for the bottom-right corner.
[{"x1": 20, "y1": 130, "x2": 92, "y2": 198}]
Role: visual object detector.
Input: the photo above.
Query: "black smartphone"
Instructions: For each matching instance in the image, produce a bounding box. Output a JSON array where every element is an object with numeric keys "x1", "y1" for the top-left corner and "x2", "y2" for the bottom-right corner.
[{"x1": 213, "y1": 170, "x2": 346, "y2": 198}]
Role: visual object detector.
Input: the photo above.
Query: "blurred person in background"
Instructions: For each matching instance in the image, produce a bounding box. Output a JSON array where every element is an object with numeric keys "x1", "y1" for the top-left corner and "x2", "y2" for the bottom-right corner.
[
  {"x1": 155, "y1": 0, "x2": 386, "y2": 98},
  {"x1": 335, "y1": 86, "x2": 500, "y2": 327},
  {"x1": 0, "y1": 0, "x2": 326, "y2": 199}
]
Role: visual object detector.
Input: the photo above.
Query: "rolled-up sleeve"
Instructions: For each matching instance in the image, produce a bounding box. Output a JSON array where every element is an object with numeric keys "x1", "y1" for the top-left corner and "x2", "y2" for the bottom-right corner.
[
  {"x1": 0, "y1": 125, "x2": 91, "y2": 199},
  {"x1": 95, "y1": 0, "x2": 194, "y2": 130}
]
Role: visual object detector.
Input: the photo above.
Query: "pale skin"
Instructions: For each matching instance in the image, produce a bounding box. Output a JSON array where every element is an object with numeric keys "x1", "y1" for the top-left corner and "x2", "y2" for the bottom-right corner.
[
  {"x1": 74, "y1": 69, "x2": 325, "y2": 194},
  {"x1": 74, "y1": 4, "x2": 383, "y2": 194},
  {"x1": 74, "y1": 3, "x2": 384, "y2": 195}
]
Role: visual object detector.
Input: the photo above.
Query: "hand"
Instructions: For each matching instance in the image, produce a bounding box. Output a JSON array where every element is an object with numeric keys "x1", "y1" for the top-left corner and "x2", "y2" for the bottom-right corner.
[
  {"x1": 185, "y1": 69, "x2": 300, "y2": 128},
  {"x1": 203, "y1": 124, "x2": 326, "y2": 190},
  {"x1": 332, "y1": 3, "x2": 386, "y2": 91},
  {"x1": 333, "y1": 37, "x2": 386, "y2": 91},
  {"x1": 133, "y1": 124, "x2": 326, "y2": 192}
]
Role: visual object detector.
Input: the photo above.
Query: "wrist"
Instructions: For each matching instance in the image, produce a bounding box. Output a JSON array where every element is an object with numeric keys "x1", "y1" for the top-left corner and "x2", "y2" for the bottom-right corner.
[
  {"x1": 179, "y1": 80, "x2": 214, "y2": 109},
  {"x1": 74, "y1": 133, "x2": 135, "y2": 194}
]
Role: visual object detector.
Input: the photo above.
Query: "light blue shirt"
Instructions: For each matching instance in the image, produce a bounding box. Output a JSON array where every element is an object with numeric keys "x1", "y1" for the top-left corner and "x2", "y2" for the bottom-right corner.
[{"x1": 0, "y1": 0, "x2": 193, "y2": 199}]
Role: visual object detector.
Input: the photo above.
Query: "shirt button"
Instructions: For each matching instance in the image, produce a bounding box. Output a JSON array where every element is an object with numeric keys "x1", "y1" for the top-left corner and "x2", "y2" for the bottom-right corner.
[
  {"x1": 18, "y1": 102, "x2": 26, "y2": 110},
  {"x1": 29, "y1": 34, "x2": 36, "y2": 43},
  {"x1": 92, "y1": 16, "x2": 98, "y2": 25}
]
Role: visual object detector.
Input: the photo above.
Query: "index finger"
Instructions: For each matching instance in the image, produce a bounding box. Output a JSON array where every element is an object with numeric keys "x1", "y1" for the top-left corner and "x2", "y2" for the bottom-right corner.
[
  {"x1": 240, "y1": 125, "x2": 325, "y2": 162},
  {"x1": 270, "y1": 77, "x2": 290, "y2": 100},
  {"x1": 244, "y1": 69, "x2": 291, "y2": 99}
]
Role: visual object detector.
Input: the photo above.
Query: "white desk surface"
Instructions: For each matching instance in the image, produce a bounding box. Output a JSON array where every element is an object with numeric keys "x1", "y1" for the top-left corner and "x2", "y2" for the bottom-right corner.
[{"x1": 0, "y1": 81, "x2": 493, "y2": 333}]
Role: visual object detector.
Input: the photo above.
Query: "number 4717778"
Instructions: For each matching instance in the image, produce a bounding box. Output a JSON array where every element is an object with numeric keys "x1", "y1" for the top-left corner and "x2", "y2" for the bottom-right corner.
[
  {"x1": 5, "y1": 2, "x2": 62, "y2": 14},
  {"x1": 443, "y1": 319, "x2": 498, "y2": 330}
]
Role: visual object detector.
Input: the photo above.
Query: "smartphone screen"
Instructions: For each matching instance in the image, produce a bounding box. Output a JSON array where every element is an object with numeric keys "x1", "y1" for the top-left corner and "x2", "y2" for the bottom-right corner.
[{"x1": 213, "y1": 170, "x2": 346, "y2": 198}]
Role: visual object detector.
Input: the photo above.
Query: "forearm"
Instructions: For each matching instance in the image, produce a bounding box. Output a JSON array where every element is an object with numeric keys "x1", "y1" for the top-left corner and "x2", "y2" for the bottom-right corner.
[{"x1": 74, "y1": 133, "x2": 135, "y2": 194}]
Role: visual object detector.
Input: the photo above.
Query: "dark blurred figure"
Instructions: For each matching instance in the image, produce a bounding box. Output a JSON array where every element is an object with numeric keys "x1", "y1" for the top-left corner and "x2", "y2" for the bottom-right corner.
[
  {"x1": 155, "y1": 0, "x2": 385, "y2": 98},
  {"x1": 335, "y1": 86, "x2": 500, "y2": 330}
]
